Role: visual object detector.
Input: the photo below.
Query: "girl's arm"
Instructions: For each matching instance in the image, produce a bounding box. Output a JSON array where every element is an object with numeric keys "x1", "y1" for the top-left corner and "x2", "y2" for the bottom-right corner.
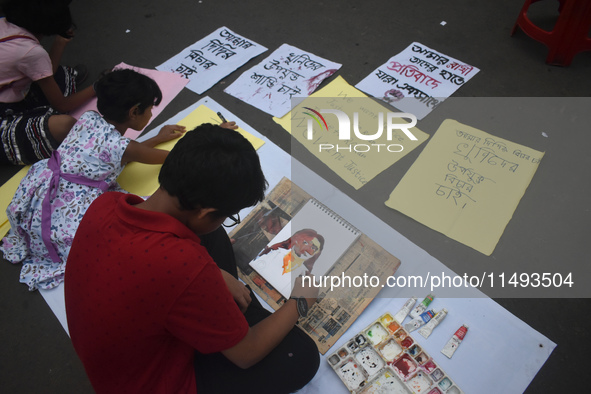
[
  {"x1": 121, "y1": 124, "x2": 186, "y2": 165},
  {"x1": 35, "y1": 76, "x2": 96, "y2": 113},
  {"x1": 48, "y1": 35, "x2": 70, "y2": 74}
]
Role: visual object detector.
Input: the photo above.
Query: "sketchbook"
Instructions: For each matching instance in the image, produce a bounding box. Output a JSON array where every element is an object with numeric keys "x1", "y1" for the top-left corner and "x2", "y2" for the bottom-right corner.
[
  {"x1": 249, "y1": 199, "x2": 361, "y2": 298},
  {"x1": 230, "y1": 178, "x2": 401, "y2": 354}
]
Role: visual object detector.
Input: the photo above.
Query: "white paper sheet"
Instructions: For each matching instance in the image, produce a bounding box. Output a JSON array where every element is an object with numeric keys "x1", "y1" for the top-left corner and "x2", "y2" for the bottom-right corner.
[
  {"x1": 224, "y1": 43, "x2": 341, "y2": 117},
  {"x1": 157, "y1": 26, "x2": 267, "y2": 94},
  {"x1": 356, "y1": 42, "x2": 479, "y2": 120},
  {"x1": 42, "y1": 97, "x2": 554, "y2": 394}
]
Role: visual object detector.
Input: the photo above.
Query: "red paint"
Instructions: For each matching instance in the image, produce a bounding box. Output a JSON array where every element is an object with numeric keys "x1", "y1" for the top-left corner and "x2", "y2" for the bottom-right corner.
[
  {"x1": 401, "y1": 337, "x2": 414, "y2": 348},
  {"x1": 393, "y1": 354, "x2": 417, "y2": 378}
]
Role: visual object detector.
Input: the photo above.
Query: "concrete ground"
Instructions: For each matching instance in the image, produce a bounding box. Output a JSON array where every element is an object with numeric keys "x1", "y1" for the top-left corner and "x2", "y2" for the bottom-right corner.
[{"x1": 1, "y1": 0, "x2": 589, "y2": 392}]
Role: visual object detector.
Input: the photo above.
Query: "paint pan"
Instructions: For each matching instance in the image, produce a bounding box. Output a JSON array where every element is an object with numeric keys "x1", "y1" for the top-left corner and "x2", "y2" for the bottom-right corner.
[
  {"x1": 441, "y1": 325, "x2": 468, "y2": 359},
  {"x1": 400, "y1": 336, "x2": 414, "y2": 349},
  {"x1": 427, "y1": 388, "x2": 443, "y2": 394},
  {"x1": 355, "y1": 334, "x2": 368, "y2": 347},
  {"x1": 414, "y1": 351, "x2": 429, "y2": 365},
  {"x1": 393, "y1": 296, "x2": 417, "y2": 323},
  {"x1": 362, "y1": 369, "x2": 412, "y2": 394},
  {"x1": 422, "y1": 359, "x2": 438, "y2": 373},
  {"x1": 347, "y1": 339, "x2": 359, "y2": 353},
  {"x1": 380, "y1": 312, "x2": 395, "y2": 326},
  {"x1": 438, "y1": 377, "x2": 453, "y2": 391},
  {"x1": 337, "y1": 358, "x2": 367, "y2": 391},
  {"x1": 430, "y1": 368, "x2": 445, "y2": 382},
  {"x1": 378, "y1": 339, "x2": 403, "y2": 362},
  {"x1": 392, "y1": 327, "x2": 408, "y2": 342},
  {"x1": 410, "y1": 294, "x2": 434, "y2": 318},
  {"x1": 338, "y1": 348, "x2": 349, "y2": 358},
  {"x1": 366, "y1": 322, "x2": 389, "y2": 345},
  {"x1": 418, "y1": 308, "x2": 448, "y2": 339},
  {"x1": 407, "y1": 371, "x2": 434, "y2": 393},
  {"x1": 407, "y1": 344, "x2": 422, "y2": 357},
  {"x1": 446, "y1": 385, "x2": 462, "y2": 394},
  {"x1": 354, "y1": 346, "x2": 385, "y2": 378},
  {"x1": 328, "y1": 354, "x2": 340, "y2": 366},
  {"x1": 388, "y1": 320, "x2": 401, "y2": 333},
  {"x1": 392, "y1": 354, "x2": 418, "y2": 380}
]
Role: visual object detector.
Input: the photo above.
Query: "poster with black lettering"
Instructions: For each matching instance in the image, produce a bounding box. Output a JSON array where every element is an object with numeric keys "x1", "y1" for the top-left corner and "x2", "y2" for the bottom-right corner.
[
  {"x1": 225, "y1": 44, "x2": 342, "y2": 117},
  {"x1": 355, "y1": 42, "x2": 479, "y2": 120},
  {"x1": 157, "y1": 27, "x2": 267, "y2": 94}
]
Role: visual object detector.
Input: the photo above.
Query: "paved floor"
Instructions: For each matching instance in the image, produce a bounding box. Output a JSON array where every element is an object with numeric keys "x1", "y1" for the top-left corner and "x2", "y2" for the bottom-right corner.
[{"x1": 1, "y1": 0, "x2": 589, "y2": 392}]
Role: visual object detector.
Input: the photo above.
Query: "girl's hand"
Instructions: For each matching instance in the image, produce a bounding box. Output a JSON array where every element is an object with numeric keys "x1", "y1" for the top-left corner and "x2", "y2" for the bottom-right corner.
[
  {"x1": 220, "y1": 121, "x2": 238, "y2": 130},
  {"x1": 157, "y1": 124, "x2": 186, "y2": 142}
]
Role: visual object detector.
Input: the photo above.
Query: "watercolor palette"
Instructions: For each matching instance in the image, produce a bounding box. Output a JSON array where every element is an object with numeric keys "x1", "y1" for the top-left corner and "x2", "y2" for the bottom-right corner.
[{"x1": 327, "y1": 312, "x2": 462, "y2": 394}]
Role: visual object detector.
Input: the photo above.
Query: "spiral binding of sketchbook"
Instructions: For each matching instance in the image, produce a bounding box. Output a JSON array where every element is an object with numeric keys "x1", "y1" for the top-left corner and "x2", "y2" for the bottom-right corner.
[{"x1": 308, "y1": 198, "x2": 361, "y2": 237}]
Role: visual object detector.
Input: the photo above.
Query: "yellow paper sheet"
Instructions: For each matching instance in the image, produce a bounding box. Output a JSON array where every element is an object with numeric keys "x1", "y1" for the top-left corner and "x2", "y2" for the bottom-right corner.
[
  {"x1": 273, "y1": 76, "x2": 428, "y2": 189},
  {"x1": 117, "y1": 105, "x2": 265, "y2": 196},
  {"x1": 385, "y1": 119, "x2": 544, "y2": 255},
  {"x1": 0, "y1": 166, "x2": 30, "y2": 238}
]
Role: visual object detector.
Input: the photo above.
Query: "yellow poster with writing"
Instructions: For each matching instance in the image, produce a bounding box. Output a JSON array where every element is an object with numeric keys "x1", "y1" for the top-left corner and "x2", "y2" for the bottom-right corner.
[
  {"x1": 274, "y1": 76, "x2": 429, "y2": 190},
  {"x1": 385, "y1": 119, "x2": 544, "y2": 255},
  {"x1": 118, "y1": 105, "x2": 264, "y2": 196}
]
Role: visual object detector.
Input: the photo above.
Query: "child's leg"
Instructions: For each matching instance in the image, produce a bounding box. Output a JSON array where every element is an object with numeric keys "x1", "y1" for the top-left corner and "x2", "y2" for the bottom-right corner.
[
  {"x1": 196, "y1": 227, "x2": 320, "y2": 393},
  {"x1": 47, "y1": 114, "x2": 77, "y2": 144},
  {"x1": 194, "y1": 307, "x2": 319, "y2": 394},
  {"x1": 25, "y1": 66, "x2": 78, "y2": 107}
]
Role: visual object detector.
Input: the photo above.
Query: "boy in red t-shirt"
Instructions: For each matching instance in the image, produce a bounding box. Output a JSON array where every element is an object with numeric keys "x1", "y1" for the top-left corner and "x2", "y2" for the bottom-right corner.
[{"x1": 65, "y1": 124, "x2": 319, "y2": 394}]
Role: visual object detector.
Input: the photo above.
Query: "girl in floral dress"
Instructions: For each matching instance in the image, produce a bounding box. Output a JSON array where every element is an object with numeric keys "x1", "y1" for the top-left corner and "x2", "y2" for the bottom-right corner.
[{"x1": 0, "y1": 69, "x2": 189, "y2": 290}]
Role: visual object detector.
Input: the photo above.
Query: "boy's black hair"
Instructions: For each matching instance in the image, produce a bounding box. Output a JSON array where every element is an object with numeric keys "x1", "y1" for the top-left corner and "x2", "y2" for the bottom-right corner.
[
  {"x1": 159, "y1": 124, "x2": 268, "y2": 216},
  {"x1": 3, "y1": 0, "x2": 73, "y2": 37},
  {"x1": 94, "y1": 69, "x2": 162, "y2": 124}
]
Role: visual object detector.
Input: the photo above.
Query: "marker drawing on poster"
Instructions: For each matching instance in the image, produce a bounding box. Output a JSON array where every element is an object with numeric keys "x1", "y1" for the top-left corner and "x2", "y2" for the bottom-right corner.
[
  {"x1": 225, "y1": 44, "x2": 342, "y2": 117},
  {"x1": 356, "y1": 42, "x2": 479, "y2": 119},
  {"x1": 157, "y1": 27, "x2": 267, "y2": 94}
]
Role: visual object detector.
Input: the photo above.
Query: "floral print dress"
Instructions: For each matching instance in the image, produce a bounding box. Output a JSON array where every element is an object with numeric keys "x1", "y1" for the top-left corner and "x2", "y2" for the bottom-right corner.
[{"x1": 1, "y1": 111, "x2": 130, "y2": 290}]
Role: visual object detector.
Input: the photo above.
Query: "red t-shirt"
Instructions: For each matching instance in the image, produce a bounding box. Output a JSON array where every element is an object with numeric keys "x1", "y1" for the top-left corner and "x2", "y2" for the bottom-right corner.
[{"x1": 65, "y1": 192, "x2": 249, "y2": 393}]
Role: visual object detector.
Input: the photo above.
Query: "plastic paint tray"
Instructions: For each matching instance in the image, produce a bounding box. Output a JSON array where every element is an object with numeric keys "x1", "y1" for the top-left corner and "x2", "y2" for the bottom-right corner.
[{"x1": 327, "y1": 312, "x2": 463, "y2": 394}]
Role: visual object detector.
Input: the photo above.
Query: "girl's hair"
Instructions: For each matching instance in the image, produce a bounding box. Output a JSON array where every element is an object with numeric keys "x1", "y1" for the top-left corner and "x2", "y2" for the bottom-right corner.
[
  {"x1": 3, "y1": 0, "x2": 73, "y2": 36},
  {"x1": 94, "y1": 69, "x2": 163, "y2": 124}
]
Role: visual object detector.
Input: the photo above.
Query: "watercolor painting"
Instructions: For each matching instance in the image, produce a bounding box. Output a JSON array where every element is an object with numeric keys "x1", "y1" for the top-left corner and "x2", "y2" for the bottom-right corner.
[{"x1": 249, "y1": 199, "x2": 360, "y2": 298}]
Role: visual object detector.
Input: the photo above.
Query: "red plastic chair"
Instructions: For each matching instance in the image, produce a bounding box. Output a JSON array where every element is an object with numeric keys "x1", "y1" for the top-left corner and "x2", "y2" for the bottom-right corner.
[{"x1": 511, "y1": 0, "x2": 591, "y2": 66}]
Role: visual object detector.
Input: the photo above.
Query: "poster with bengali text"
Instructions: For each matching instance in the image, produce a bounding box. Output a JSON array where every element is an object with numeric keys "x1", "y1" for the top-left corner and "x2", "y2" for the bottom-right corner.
[
  {"x1": 356, "y1": 42, "x2": 479, "y2": 120},
  {"x1": 385, "y1": 119, "x2": 543, "y2": 255},
  {"x1": 224, "y1": 43, "x2": 342, "y2": 117},
  {"x1": 156, "y1": 26, "x2": 267, "y2": 94}
]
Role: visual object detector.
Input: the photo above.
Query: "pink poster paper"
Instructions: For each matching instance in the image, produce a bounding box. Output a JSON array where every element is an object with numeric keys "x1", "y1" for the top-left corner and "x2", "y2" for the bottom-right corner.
[{"x1": 68, "y1": 62, "x2": 188, "y2": 140}]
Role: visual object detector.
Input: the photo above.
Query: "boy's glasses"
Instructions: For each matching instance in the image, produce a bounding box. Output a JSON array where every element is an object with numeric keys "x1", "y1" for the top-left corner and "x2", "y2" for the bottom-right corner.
[{"x1": 222, "y1": 213, "x2": 241, "y2": 228}]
